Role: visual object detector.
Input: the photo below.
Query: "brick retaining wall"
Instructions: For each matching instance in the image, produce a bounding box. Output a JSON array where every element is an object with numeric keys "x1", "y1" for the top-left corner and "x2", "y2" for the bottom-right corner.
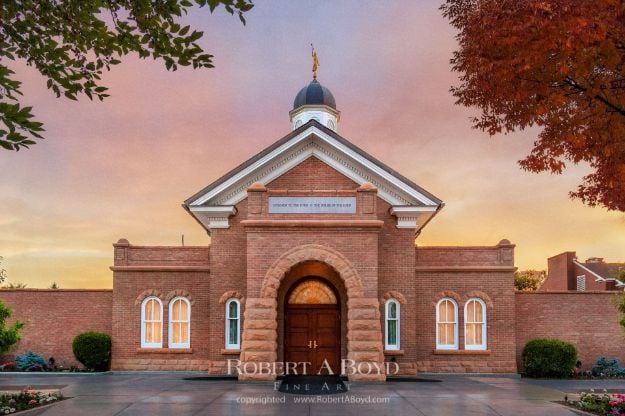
[
  {"x1": 0, "y1": 289, "x2": 113, "y2": 368},
  {"x1": 515, "y1": 291, "x2": 625, "y2": 371}
]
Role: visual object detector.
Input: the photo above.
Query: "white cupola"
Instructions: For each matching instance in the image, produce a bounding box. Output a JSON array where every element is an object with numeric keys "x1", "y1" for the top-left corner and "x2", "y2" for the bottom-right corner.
[{"x1": 289, "y1": 78, "x2": 340, "y2": 132}]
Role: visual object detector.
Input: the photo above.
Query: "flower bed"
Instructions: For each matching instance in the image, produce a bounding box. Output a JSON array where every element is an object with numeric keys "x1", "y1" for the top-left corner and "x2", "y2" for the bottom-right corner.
[
  {"x1": 0, "y1": 387, "x2": 62, "y2": 414},
  {"x1": 571, "y1": 389, "x2": 625, "y2": 415}
]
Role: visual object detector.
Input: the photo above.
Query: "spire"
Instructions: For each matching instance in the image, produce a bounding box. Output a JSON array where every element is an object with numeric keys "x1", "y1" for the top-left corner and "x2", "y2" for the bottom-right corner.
[{"x1": 311, "y1": 44, "x2": 319, "y2": 80}]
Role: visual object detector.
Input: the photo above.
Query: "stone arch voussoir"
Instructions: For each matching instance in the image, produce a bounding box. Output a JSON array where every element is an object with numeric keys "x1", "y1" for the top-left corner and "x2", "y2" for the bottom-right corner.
[
  {"x1": 219, "y1": 290, "x2": 245, "y2": 305},
  {"x1": 381, "y1": 290, "x2": 407, "y2": 305},
  {"x1": 431, "y1": 290, "x2": 462, "y2": 307},
  {"x1": 462, "y1": 290, "x2": 494, "y2": 309},
  {"x1": 260, "y1": 244, "x2": 364, "y2": 299},
  {"x1": 164, "y1": 289, "x2": 196, "y2": 305},
  {"x1": 134, "y1": 289, "x2": 165, "y2": 306}
]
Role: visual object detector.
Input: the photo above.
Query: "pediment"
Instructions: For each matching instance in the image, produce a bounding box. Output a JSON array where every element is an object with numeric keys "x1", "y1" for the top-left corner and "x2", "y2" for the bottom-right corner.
[{"x1": 184, "y1": 121, "x2": 442, "y2": 232}]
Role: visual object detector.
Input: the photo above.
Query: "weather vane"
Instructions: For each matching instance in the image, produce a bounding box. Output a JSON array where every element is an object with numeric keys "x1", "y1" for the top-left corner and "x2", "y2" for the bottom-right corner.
[{"x1": 311, "y1": 44, "x2": 319, "y2": 80}]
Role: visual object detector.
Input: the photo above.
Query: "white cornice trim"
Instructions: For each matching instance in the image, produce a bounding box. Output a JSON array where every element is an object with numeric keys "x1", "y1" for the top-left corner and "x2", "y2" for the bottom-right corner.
[
  {"x1": 390, "y1": 206, "x2": 437, "y2": 231},
  {"x1": 188, "y1": 206, "x2": 236, "y2": 230},
  {"x1": 189, "y1": 126, "x2": 439, "y2": 208}
]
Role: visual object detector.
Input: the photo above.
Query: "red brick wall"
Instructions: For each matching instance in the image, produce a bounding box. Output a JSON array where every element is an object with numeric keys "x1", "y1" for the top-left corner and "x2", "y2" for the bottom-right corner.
[
  {"x1": 515, "y1": 291, "x2": 625, "y2": 371},
  {"x1": 267, "y1": 156, "x2": 359, "y2": 190},
  {"x1": 111, "y1": 244, "x2": 211, "y2": 370},
  {"x1": 0, "y1": 289, "x2": 112, "y2": 368},
  {"x1": 206, "y1": 200, "x2": 248, "y2": 370},
  {"x1": 377, "y1": 198, "x2": 419, "y2": 374},
  {"x1": 414, "y1": 243, "x2": 517, "y2": 373}
]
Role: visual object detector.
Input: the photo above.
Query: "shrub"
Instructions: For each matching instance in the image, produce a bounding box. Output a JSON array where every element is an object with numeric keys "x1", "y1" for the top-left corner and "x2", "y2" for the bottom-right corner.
[
  {"x1": 15, "y1": 351, "x2": 46, "y2": 371},
  {"x1": 592, "y1": 357, "x2": 625, "y2": 377},
  {"x1": 72, "y1": 332, "x2": 111, "y2": 371},
  {"x1": 522, "y1": 338, "x2": 577, "y2": 378},
  {"x1": 0, "y1": 300, "x2": 24, "y2": 353}
]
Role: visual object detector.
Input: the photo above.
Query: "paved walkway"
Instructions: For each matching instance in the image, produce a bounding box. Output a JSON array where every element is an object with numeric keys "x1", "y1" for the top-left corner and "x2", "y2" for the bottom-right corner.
[{"x1": 1, "y1": 372, "x2": 624, "y2": 415}]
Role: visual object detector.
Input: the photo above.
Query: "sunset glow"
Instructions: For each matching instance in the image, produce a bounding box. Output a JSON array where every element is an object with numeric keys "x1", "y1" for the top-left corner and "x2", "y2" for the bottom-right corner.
[{"x1": 1, "y1": 1, "x2": 623, "y2": 288}]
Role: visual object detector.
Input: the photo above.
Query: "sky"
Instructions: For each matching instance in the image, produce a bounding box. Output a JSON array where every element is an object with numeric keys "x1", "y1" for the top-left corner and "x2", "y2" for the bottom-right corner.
[{"x1": 1, "y1": 1, "x2": 624, "y2": 288}]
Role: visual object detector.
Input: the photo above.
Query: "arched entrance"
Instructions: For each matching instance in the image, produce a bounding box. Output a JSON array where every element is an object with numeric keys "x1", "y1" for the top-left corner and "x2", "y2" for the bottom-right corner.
[
  {"x1": 240, "y1": 244, "x2": 385, "y2": 382},
  {"x1": 284, "y1": 278, "x2": 341, "y2": 375}
]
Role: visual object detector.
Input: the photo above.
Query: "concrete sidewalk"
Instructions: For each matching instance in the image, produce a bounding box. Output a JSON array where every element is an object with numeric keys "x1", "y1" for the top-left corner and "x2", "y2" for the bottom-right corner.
[{"x1": 1, "y1": 372, "x2": 623, "y2": 415}]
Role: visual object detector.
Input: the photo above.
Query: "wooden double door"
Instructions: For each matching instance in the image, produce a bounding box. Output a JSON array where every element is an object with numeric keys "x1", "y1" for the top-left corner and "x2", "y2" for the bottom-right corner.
[{"x1": 284, "y1": 305, "x2": 340, "y2": 375}]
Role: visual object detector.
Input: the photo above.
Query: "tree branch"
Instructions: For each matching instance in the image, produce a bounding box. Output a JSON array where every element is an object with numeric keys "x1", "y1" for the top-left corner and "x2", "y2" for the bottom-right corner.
[{"x1": 564, "y1": 76, "x2": 625, "y2": 117}]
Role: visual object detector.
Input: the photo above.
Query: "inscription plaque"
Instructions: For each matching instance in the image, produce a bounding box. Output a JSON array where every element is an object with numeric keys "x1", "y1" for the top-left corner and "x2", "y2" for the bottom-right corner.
[{"x1": 268, "y1": 197, "x2": 356, "y2": 214}]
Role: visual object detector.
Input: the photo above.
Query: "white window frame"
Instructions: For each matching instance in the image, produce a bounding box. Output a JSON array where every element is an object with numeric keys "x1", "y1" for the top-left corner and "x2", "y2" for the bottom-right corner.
[
  {"x1": 384, "y1": 299, "x2": 400, "y2": 350},
  {"x1": 464, "y1": 298, "x2": 487, "y2": 350},
  {"x1": 225, "y1": 298, "x2": 240, "y2": 350},
  {"x1": 141, "y1": 296, "x2": 163, "y2": 348},
  {"x1": 436, "y1": 298, "x2": 458, "y2": 350},
  {"x1": 168, "y1": 297, "x2": 191, "y2": 349}
]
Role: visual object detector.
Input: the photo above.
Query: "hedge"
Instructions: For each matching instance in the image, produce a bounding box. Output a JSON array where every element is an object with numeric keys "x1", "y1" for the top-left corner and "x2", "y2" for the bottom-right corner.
[
  {"x1": 72, "y1": 332, "x2": 111, "y2": 371},
  {"x1": 522, "y1": 338, "x2": 577, "y2": 378}
]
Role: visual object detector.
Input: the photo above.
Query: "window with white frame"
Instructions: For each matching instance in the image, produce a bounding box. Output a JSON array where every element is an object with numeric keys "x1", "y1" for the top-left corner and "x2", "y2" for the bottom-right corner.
[
  {"x1": 436, "y1": 298, "x2": 458, "y2": 349},
  {"x1": 464, "y1": 298, "x2": 487, "y2": 350},
  {"x1": 385, "y1": 299, "x2": 400, "y2": 350},
  {"x1": 225, "y1": 298, "x2": 240, "y2": 349},
  {"x1": 169, "y1": 297, "x2": 191, "y2": 348},
  {"x1": 141, "y1": 297, "x2": 163, "y2": 348}
]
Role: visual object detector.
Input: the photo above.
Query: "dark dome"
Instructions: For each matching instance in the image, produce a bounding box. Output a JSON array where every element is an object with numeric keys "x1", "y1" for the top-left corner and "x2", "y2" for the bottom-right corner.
[{"x1": 293, "y1": 79, "x2": 336, "y2": 110}]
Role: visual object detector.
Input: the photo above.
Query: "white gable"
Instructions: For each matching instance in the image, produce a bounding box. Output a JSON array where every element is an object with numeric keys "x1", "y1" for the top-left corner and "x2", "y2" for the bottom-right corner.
[{"x1": 185, "y1": 124, "x2": 442, "y2": 232}]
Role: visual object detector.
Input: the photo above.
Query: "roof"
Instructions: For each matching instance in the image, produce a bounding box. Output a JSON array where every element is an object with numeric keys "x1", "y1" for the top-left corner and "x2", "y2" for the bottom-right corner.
[
  {"x1": 293, "y1": 79, "x2": 336, "y2": 110},
  {"x1": 183, "y1": 119, "x2": 444, "y2": 233},
  {"x1": 573, "y1": 259, "x2": 625, "y2": 288},
  {"x1": 184, "y1": 119, "x2": 443, "y2": 207}
]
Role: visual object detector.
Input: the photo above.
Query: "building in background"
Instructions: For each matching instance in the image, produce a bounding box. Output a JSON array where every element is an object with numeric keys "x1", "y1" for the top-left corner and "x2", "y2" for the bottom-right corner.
[{"x1": 542, "y1": 252, "x2": 625, "y2": 292}]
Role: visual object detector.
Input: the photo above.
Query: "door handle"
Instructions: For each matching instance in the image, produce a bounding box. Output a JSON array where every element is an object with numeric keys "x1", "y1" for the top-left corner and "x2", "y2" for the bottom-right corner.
[
  {"x1": 308, "y1": 340, "x2": 312, "y2": 349},
  {"x1": 313, "y1": 340, "x2": 318, "y2": 349}
]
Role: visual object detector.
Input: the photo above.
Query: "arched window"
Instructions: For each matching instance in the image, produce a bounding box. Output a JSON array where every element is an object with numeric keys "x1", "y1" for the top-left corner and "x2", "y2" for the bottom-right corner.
[
  {"x1": 141, "y1": 297, "x2": 162, "y2": 348},
  {"x1": 225, "y1": 299, "x2": 240, "y2": 350},
  {"x1": 436, "y1": 298, "x2": 458, "y2": 350},
  {"x1": 385, "y1": 299, "x2": 400, "y2": 350},
  {"x1": 464, "y1": 298, "x2": 487, "y2": 350},
  {"x1": 169, "y1": 297, "x2": 191, "y2": 349}
]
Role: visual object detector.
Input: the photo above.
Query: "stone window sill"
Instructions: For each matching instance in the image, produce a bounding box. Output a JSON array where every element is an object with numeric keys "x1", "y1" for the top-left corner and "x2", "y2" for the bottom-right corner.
[
  {"x1": 432, "y1": 349, "x2": 491, "y2": 355},
  {"x1": 137, "y1": 348, "x2": 193, "y2": 354},
  {"x1": 221, "y1": 349, "x2": 241, "y2": 355},
  {"x1": 384, "y1": 349, "x2": 404, "y2": 356}
]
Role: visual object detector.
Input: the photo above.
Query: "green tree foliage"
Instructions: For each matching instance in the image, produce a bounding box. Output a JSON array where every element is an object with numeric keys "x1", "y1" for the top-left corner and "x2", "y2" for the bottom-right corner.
[
  {"x1": 618, "y1": 291, "x2": 625, "y2": 331},
  {"x1": 1, "y1": 282, "x2": 27, "y2": 289},
  {"x1": 0, "y1": 0, "x2": 253, "y2": 151},
  {"x1": 72, "y1": 331, "x2": 112, "y2": 371},
  {"x1": 522, "y1": 338, "x2": 577, "y2": 378},
  {"x1": 0, "y1": 300, "x2": 24, "y2": 354},
  {"x1": 514, "y1": 270, "x2": 546, "y2": 291},
  {"x1": 0, "y1": 257, "x2": 6, "y2": 285}
]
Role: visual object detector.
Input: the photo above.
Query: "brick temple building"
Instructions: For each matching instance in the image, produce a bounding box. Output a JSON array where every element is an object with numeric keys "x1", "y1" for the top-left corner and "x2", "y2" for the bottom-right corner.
[{"x1": 2, "y1": 77, "x2": 624, "y2": 380}]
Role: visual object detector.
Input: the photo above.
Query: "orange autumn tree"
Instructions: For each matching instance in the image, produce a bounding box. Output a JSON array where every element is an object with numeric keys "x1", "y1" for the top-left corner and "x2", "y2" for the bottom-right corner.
[{"x1": 441, "y1": 0, "x2": 625, "y2": 211}]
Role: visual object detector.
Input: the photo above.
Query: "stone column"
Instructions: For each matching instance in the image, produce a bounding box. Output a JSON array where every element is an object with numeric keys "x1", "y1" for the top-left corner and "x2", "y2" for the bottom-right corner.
[
  {"x1": 346, "y1": 298, "x2": 386, "y2": 381},
  {"x1": 239, "y1": 297, "x2": 278, "y2": 381}
]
